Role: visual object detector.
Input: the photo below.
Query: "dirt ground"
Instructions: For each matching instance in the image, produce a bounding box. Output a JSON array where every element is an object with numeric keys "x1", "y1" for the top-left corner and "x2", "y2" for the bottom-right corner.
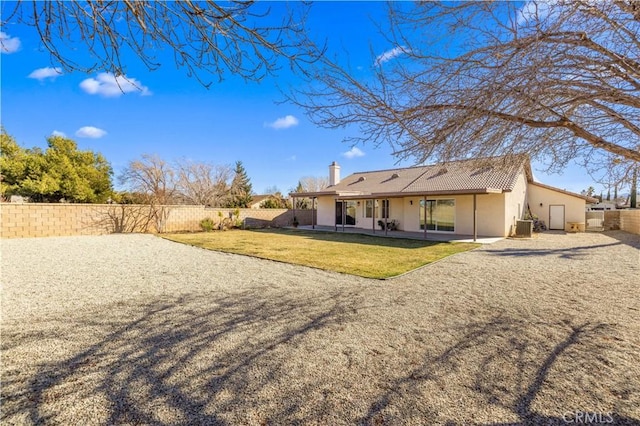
[{"x1": 1, "y1": 230, "x2": 639, "y2": 425}]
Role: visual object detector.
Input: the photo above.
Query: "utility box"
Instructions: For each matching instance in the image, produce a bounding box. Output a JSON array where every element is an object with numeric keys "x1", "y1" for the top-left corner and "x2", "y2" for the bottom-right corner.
[{"x1": 515, "y1": 220, "x2": 533, "y2": 237}]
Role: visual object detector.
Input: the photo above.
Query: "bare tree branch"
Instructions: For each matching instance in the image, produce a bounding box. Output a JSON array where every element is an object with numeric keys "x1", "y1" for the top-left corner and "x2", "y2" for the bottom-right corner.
[
  {"x1": 291, "y1": 0, "x2": 640, "y2": 182},
  {"x1": 5, "y1": 1, "x2": 322, "y2": 85},
  {"x1": 175, "y1": 160, "x2": 231, "y2": 207}
]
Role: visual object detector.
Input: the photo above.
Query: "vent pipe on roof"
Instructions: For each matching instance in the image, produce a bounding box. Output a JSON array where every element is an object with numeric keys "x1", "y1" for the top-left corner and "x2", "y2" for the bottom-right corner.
[{"x1": 329, "y1": 161, "x2": 341, "y2": 186}]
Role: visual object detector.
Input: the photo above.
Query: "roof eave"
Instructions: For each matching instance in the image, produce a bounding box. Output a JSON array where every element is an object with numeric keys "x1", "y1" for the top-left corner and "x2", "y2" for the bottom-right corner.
[
  {"x1": 289, "y1": 191, "x2": 337, "y2": 197},
  {"x1": 289, "y1": 190, "x2": 365, "y2": 198},
  {"x1": 529, "y1": 182, "x2": 597, "y2": 202},
  {"x1": 330, "y1": 188, "x2": 505, "y2": 198}
]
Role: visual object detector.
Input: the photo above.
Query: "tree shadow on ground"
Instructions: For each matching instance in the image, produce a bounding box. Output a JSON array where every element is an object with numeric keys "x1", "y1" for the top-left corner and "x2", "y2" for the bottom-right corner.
[
  {"x1": 2, "y1": 292, "x2": 639, "y2": 424},
  {"x1": 1, "y1": 288, "x2": 361, "y2": 425},
  {"x1": 359, "y1": 317, "x2": 640, "y2": 425},
  {"x1": 600, "y1": 230, "x2": 640, "y2": 250},
  {"x1": 483, "y1": 242, "x2": 622, "y2": 259}
]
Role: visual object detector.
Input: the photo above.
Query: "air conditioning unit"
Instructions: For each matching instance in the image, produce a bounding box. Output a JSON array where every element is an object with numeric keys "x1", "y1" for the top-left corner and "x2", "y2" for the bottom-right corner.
[{"x1": 515, "y1": 220, "x2": 533, "y2": 237}]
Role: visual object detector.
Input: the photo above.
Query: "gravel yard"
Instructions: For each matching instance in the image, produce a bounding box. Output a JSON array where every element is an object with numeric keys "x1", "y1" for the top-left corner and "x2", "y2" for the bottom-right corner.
[{"x1": 2, "y1": 231, "x2": 639, "y2": 425}]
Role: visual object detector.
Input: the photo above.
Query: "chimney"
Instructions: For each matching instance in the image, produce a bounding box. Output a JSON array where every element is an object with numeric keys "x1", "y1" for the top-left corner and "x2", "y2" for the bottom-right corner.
[{"x1": 329, "y1": 161, "x2": 341, "y2": 186}]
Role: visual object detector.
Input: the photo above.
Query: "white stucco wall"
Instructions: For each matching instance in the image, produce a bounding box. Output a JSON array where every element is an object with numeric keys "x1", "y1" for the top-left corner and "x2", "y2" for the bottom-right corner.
[
  {"x1": 476, "y1": 193, "x2": 507, "y2": 236},
  {"x1": 503, "y1": 171, "x2": 528, "y2": 236},
  {"x1": 316, "y1": 196, "x2": 336, "y2": 227},
  {"x1": 357, "y1": 201, "x2": 376, "y2": 230},
  {"x1": 527, "y1": 184, "x2": 587, "y2": 231},
  {"x1": 402, "y1": 194, "x2": 508, "y2": 237},
  {"x1": 389, "y1": 198, "x2": 404, "y2": 230},
  {"x1": 402, "y1": 197, "x2": 421, "y2": 232}
]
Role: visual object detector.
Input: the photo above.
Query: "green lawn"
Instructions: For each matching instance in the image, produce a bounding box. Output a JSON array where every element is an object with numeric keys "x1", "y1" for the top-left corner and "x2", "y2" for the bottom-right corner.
[{"x1": 163, "y1": 229, "x2": 479, "y2": 279}]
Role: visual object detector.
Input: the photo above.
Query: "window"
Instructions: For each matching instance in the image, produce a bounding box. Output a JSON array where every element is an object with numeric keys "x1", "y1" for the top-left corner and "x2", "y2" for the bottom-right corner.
[
  {"x1": 420, "y1": 199, "x2": 455, "y2": 232},
  {"x1": 364, "y1": 200, "x2": 384, "y2": 218},
  {"x1": 381, "y1": 200, "x2": 390, "y2": 219},
  {"x1": 364, "y1": 200, "x2": 375, "y2": 218}
]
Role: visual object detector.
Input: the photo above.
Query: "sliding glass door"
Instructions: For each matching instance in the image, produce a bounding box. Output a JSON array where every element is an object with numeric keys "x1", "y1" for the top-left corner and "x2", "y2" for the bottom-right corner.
[
  {"x1": 420, "y1": 199, "x2": 455, "y2": 232},
  {"x1": 335, "y1": 201, "x2": 357, "y2": 225}
]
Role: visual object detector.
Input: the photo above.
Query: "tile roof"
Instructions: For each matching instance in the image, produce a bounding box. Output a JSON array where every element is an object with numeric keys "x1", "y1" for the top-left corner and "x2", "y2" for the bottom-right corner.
[{"x1": 304, "y1": 155, "x2": 530, "y2": 197}]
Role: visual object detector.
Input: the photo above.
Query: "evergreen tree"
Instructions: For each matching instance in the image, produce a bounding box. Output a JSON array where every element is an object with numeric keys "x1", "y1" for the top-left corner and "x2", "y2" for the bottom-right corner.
[
  {"x1": 293, "y1": 181, "x2": 309, "y2": 209},
  {"x1": 0, "y1": 129, "x2": 112, "y2": 202},
  {"x1": 227, "y1": 161, "x2": 253, "y2": 208}
]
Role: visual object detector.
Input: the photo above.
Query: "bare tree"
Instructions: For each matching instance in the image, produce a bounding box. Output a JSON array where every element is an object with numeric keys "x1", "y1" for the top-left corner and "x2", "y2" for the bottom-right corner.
[
  {"x1": 3, "y1": 1, "x2": 321, "y2": 86},
  {"x1": 120, "y1": 154, "x2": 178, "y2": 232},
  {"x1": 293, "y1": 1, "x2": 639, "y2": 182},
  {"x1": 289, "y1": 176, "x2": 328, "y2": 209},
  {"x1": 299, "y1": 176, "x2": 329, "y2": 192},
  {"x1": 175, "y1": 160, "x2": 231, "y2": 207}
]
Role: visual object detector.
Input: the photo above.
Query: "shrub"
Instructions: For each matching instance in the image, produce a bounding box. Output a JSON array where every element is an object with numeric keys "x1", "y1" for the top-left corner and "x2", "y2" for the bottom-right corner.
[
  {"x1": 233, "y1": 208, "x2": 243, "y2": 228},
  {"x1": 200, "y1": 217, "x2": 216, "y2": 232}
]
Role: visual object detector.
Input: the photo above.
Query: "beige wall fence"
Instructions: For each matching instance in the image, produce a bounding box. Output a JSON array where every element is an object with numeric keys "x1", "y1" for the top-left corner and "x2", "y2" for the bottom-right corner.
[
  {"x1": 619, "y1": 210, "x2": 640, "y2": 235},
  {"x1": 0, "y1": 203, "x2": 316, "y2": 238},
  {"x1": 600, "y1": 210, "x2": 640, "y2": 235}
]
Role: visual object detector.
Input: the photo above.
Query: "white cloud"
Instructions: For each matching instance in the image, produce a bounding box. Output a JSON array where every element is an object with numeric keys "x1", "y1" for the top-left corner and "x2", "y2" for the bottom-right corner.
[
  {"x1": 342, "y1": 147, "x2": 365, "y2": 159},
  {"x1": 265, "y1": 115, "x2": 299, "y2": 130},
  {"x1": 79, "y1": 72, "x2": 152, "y2": 97},
  {"x1": 517, "y1": 0, "x2": 557, "y2": 26},
  {"x1": 375, "y1": 46, "x2": 408, "y2": 66},
  {"x1": 0, "y1": 32, "x2": 21, "y2": 54},
  {"x1": 75, "y1": 126, "x2": 107, "y2": 138},
  {"x1": 51, "y1": 130, "x2": 67, "y2": 138},
  {"x1": 28, "y1": 67, "x2": 63, "y2": 81}
]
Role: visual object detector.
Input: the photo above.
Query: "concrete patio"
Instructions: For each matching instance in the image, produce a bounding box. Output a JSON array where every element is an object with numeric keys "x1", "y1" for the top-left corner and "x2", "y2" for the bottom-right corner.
[{"x1": 290, "y1": 225, "x2": 504, "y2": 244}]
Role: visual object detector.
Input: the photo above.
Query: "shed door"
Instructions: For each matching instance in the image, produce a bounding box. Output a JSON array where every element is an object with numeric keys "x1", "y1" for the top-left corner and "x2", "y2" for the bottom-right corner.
[{"x1": 549, "y1": 205, "x2": 565, "y2": 230}]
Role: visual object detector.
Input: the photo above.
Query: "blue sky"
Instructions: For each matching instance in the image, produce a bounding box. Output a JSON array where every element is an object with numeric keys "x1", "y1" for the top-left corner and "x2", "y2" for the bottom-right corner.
[{"x1": 1, "y1": 1, "x2": 598, "y2": 195}]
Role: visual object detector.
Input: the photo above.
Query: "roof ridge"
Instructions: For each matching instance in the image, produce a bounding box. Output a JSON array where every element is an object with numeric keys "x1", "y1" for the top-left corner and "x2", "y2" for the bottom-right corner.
[
  {"x1": 351, "y1": 153, "x2": 527, "y2": 175},
  {"x1": 351, "y1": 164, "x2": 430, "y2": 175}
]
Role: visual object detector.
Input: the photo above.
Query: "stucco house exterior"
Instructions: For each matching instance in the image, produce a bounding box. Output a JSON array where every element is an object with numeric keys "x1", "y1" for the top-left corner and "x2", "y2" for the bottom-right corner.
[{"x1": 290, "y1": 155, "x2": 594, "y2": 239}]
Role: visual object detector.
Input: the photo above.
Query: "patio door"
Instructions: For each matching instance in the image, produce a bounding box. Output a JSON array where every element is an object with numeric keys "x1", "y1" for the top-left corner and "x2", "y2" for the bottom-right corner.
[
  {"x1": 420, "y1": 199, "x2": 455, "y2": 232},
  {"x1": 549, "y1": 205, "x2": 565, "y2": 230},
  {"x1": 335, "y1": 201, "x2": 356, "y2": 225}
]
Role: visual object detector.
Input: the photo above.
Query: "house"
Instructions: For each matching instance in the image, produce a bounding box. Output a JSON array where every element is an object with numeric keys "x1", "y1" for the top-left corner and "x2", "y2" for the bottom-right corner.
[
  {"x1": 290, "y1": 155, "x2": 595, "y2": 239},
  {"x1": 249, "y1": 195, "x2": 274, "y2": 209},
  {"x1": 248, "y1": 194, "x2": 291, "y2": 209}
]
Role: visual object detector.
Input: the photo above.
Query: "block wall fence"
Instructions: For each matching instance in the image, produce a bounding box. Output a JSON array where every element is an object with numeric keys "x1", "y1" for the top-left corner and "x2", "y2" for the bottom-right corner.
[
  {"x1": 602, "y1": 210, "x2": 640, "y2": 235},
  {"x1": 619, "y1": 210, "x2": 640, "y2": 235},
  {"x1": 0, "y1": 203, "x2": 316, "y2": 238}
]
